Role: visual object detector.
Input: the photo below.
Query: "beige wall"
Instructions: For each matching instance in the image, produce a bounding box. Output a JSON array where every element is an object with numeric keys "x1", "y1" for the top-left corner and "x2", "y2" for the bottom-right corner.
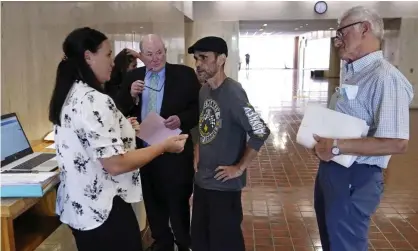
[
  {"x1": 1, "y1": 3, "x2": 75, "y2": 141},
  {"x1": 1, "y1": 2, "x2": 185, "y2": 141},
  {"x1": 152, "y1": 22, "x2": 185, "y2": 65},
  {"x1": 398, "y1": 18, "x2": 418, "y2": 108},
  {"x1": 382, "y1": 30, "x2": 400, "y2": 67},
  {"x1": 185, "y1": 21, "x2": 240, "y2": 81},
  {"x1": 172, "y1": 1, "x2": 193, "y2": 20}
]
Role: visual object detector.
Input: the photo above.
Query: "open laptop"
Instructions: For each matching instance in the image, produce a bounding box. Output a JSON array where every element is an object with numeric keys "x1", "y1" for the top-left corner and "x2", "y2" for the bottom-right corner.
[{"x1": 1, "y1": 113, "x2": 58, "y2": 172}]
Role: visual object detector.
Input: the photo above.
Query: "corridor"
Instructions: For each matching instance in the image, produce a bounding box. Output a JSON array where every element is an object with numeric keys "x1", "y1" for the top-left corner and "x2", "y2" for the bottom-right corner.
[
  {"x1": 240, "y1": 69, "x2": 418, "y2": 251},
  {"x1": 35, "y1": 69, "x2": 418, "y2": 251}
]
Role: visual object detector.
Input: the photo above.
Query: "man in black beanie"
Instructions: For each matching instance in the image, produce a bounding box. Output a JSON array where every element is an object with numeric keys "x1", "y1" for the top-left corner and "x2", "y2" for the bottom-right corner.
[{"x1": 188, "y1": 36, "x2": 270, "y2": 251}]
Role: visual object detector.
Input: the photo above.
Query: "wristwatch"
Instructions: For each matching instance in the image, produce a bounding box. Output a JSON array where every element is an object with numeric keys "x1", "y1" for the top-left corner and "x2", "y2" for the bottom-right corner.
[{"x1": 331, "y1": 139, "x2": 340, "y2": 156}]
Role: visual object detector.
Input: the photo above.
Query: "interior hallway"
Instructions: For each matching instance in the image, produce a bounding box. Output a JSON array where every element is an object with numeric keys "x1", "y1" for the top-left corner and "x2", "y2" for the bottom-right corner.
[
  {"x1": 36, "y1": 69, "x2": 418, "y2": 251},
  {"x1": 240, "y1": 69, "x2": 418, "y2": 251}
]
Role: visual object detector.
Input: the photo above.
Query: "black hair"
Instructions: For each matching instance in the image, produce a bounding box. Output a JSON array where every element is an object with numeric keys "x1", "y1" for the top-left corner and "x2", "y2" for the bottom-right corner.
[
  {"x1": 104, "y1": 49, "x2": 135, "y2": 95},
  {"x1": 48, "y1": 27, "x2": 108, "y2": 126}
]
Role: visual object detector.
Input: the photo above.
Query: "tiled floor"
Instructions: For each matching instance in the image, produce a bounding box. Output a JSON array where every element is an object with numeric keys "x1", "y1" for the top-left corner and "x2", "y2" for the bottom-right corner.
[
  {"x1": 36, "y1": 69, "x2": 418, "y2": 251},
  {"x1": 240, "y1": 69, "x2": 418, "y2": 251}
]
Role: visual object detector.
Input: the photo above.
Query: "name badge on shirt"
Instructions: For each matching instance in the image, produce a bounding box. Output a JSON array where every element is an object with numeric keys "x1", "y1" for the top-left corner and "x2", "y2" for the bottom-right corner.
[{"x1": 336, "y1": 84, "x2": 359, "y2": 100}]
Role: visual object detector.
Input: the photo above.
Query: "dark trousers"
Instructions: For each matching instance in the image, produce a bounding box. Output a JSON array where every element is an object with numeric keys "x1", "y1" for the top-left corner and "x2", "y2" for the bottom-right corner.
[
  {"x1": 191, "y1": 185, "x2": 245, "y2": 251},
  {"x1": 141, "y1": 168, "x2": 193, "y2": 250},
  {"x1": 71, "y1": 196, "x2": 143, "y2": 251},
  {"x1": 314, "y1": 161, "x2": 384, "y2": 251}
]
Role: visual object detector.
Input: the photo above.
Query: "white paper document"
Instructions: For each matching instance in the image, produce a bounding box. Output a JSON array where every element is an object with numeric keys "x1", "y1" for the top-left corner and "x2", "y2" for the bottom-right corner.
[
  {"x1": 46, "y1": 144, "x2": 56, "y2": 149},
  {"x1": 138, "y1": 112, "x2": 182, "y2": 145},
  {"x1": 296, "y1": 104, "x2": 369, "y2": 168},
  {"x1": 1, "y1": 172, "x2": 57, "y2": 185},
  {"x1": 43, "y1": 129, "x2": 55, "y2": 141}
]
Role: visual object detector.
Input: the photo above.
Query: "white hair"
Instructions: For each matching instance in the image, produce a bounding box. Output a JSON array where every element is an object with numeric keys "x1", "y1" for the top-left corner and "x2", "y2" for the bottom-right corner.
[
  {"x1": 339, "y1": 6, "x2": 384, "y2": 40},
  {"x1": 139, "y1": 34, "x2": 166, "y2": 52}
]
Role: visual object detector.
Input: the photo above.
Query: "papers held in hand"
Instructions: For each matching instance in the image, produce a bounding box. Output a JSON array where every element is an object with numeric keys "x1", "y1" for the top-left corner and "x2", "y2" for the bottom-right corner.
[
  {"x1": 138, "y1": 112, "x2": 181, "y2": 145},
  {"x1": 296, "y1": 105, "x2": 369, "y2": 168}
]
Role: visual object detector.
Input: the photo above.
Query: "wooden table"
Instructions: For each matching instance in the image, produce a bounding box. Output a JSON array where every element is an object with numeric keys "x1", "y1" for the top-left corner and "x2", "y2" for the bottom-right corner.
[{"x1": 1, "y1": 141, "x2": 61, "y2": 251}]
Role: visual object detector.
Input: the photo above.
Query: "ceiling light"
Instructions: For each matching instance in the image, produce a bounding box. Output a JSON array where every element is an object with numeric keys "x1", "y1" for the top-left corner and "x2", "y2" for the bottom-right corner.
[
  {"x1": 263, "y1": 24, "x2": 267, "y2": 27},
  {"x1": 140, "y1": 26, "x2": 143, "y2": 29},
  {"x1": 300, "y1": 25, "x2": 303, "y2": 28},
  {"x1": 329, "y1": 27, "x2": 334, "y2": 30},
  {"x1": 306, "y1": 24, "x2": 309, "y2": 26},
  {"x1": 295, "y1": 28, "x2": 299, "y2": 30},
  {"x1": 259, "y1": 28, "x2": 264, "y2": 31}
]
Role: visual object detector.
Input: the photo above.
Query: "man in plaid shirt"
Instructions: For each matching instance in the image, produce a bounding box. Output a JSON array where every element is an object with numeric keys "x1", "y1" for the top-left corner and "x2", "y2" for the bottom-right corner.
[{"x1": 312, "y1": 6, "x2": 414, "y2": 251}]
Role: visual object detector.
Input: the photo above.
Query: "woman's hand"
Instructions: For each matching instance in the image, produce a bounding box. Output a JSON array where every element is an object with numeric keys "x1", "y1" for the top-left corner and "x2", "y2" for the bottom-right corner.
[
  {"x1": 127, "y1": 117, "x2": 140, "y2": 137},
  {"x1": 193, "y1": 144, "x2": 199, "y2": 172},
  {"x1": 125, "y1": 48, "x2": 144, "y2": 61},
  {"x1": 161, "y1": 134, "x2": 189, "y2": 153},
  {"x1": 189, "y1": 193, "x2": 193, "y2": 208}
]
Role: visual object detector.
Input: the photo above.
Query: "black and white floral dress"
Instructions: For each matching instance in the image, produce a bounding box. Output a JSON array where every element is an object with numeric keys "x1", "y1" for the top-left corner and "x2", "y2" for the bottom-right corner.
[{"x1": 54, "y1": 81, "x2": 142, "y2": 231}]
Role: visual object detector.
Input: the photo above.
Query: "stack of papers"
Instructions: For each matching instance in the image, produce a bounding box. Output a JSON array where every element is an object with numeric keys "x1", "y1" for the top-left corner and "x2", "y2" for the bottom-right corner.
[
  {"x1": 1, "y1": 172, "x2": 57, "y2": 185},
  {"x1": 296, "y1": 104, "x2": 369, "y2": 168},
  {"x1": 0, "y1": 172, "x2": 58, "y2": 197}
]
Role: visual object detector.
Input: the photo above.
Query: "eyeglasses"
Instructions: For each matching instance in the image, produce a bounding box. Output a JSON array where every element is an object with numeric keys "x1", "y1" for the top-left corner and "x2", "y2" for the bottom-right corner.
[
  {"x1": 143, "y1": 51, "x2": 165, "y2": 60},
  {"x1": 144, "y1": 82, "x2": 165, "y2": 92},
  {"x1": 335, "y1": 21, "x2": 364, "y2": 40}
]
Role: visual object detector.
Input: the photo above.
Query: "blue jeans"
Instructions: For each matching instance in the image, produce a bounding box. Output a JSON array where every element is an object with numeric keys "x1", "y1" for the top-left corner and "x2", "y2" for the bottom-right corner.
[{"x1": 314, "y1": 161, "x2": 384, "y2": 251}]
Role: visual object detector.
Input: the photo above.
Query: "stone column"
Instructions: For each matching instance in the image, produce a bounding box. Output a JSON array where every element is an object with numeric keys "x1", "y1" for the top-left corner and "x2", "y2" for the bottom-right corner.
[
  {"x1": 184, "y1": 21, "x2": 240, "y2": 81},
  {"x1": 398, "y1": 18, "x2": 418, "y2": 108},
  {"x1": 327, "y1": 38, "x2": 341, "y2": 106}
]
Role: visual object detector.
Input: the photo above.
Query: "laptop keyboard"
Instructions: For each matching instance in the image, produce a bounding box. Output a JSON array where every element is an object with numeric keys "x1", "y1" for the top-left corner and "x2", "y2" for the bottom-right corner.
[{"x1": 12, "y1": 154, "x2": 55, "y2": 170}]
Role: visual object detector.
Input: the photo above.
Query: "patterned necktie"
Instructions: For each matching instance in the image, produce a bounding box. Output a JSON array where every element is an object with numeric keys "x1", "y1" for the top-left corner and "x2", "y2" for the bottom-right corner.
[{"x1": 147, "y1": 73, "x2": 160, "y2": 114}]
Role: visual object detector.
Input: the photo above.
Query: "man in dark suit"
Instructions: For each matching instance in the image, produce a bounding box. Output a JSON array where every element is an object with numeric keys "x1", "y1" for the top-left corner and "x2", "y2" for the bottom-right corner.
[{"x1": 115, "y1": 34, "x2": 200, "y2": 251}]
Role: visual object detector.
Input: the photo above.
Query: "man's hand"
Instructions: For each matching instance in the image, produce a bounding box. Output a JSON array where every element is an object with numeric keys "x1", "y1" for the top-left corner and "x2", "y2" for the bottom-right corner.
[
  {"x1": 127, "y1": 117, "x2": 140, "y2": 137},
  {"x1": 313, "y1": 134, "x2": 334, "y2": 162},
  {"x1": 164, "y1": 115, "x2": 181, "y2": 130},
  {"x1": 214, "y1": 165, "x2": 243, "y2": 182},
  {"x1": 130, "y1": 80, "x2": 145, "y2": 99}
]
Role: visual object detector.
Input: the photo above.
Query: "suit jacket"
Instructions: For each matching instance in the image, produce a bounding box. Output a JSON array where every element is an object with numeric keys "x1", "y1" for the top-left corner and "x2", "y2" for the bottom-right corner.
[{"x1": 115, "y1": 63, "x2": 201, "y2": 183}]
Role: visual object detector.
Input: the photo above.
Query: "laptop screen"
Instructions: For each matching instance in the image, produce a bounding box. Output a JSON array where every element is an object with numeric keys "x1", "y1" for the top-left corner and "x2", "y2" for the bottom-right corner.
[{"x1": 1, "y1": 114, "x2": 33, "y2": 166}]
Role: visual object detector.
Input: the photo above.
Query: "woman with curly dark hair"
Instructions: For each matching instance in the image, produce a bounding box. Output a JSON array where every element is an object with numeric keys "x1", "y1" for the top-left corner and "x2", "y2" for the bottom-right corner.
[{"x1": 104, "y1": 48, "x2": 138, "y2": 100}]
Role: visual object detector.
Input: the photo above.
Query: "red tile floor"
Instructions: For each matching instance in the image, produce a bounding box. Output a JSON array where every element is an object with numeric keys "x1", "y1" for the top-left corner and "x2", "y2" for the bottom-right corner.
[
  {"x1": 35, "y1": 69, "x2": 418, "y2": 251},
  {"x1": 239, "y1": 69, "x2": 418, "y2": 251}
]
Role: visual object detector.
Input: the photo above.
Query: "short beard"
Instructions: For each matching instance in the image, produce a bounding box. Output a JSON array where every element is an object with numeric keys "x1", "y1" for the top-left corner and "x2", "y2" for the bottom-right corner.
[
  {"x1": 198, "y1": 70, "x2": 217, "y2": 84},
  {"x1": 197, "y1": 74, "x2": 207, "y2": 84}
]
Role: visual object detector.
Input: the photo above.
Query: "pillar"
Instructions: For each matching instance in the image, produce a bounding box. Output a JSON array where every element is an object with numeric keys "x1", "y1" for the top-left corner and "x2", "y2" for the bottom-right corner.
[
  {"x1": 152, "y1": 22, "x2": 185, "y2": 65},
  {"x1": 184, "y1": 21, "x2": 240, "y2": 81},
  {"x1": 398, "y1": 18, "x2": 418, "y2": 108},
  {"x1": 293, "y1": 36, "x2": 299, "y2": 69},
  {"x1": 184, "y1": 21, "x2": 194, "y2": 68},
  {"x1": 328, "y1": 38, "x2": 341, "y2": 79},
  {"x1": 327, "y1": 38, "x2": 342, "y2": 106}
]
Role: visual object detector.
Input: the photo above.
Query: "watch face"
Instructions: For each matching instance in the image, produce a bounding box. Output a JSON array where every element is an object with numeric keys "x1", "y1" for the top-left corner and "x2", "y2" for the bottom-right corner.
[
  {"x1": 332, "y1": 147, "x2": 339, "y2": 155},
  {"x1": 314, "y1": 1, "x2": 328, "y2": 14}
]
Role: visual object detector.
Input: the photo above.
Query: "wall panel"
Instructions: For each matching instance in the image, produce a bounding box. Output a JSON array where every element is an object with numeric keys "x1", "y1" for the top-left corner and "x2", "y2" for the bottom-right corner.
[{"x1": 1, "y1": 2, "x2": 185, "y2": 141}]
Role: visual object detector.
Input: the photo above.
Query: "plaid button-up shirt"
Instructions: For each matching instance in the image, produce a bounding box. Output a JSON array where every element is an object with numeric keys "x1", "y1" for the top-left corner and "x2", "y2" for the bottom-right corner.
[{"x1": 335, "y1": 50, "x2": 414, "y2": 168}]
